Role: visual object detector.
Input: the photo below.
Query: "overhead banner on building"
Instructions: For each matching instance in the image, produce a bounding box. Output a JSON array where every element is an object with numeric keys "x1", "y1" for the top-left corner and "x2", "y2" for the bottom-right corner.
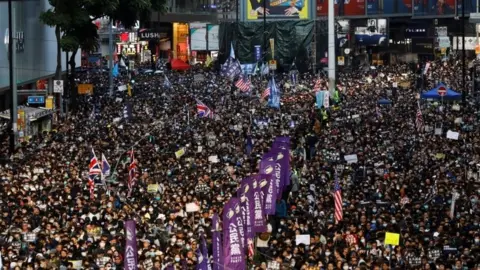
[
  {"x1": 247, "y1": 0, "x2": 311, "y2": 20},
  {"x1": 413, "y1": 0, "x2": 455, "y2": 16},
  {"x1": 367, "y1": 0, "x2": 412, "y2": 15},
  {"x1": 317, "y1": 0, "x2": 365, "y2": 16},
  {"x1": 207, "y1": 24, "x2": 219, "y2": 51},
  {"x1": 190, "y1": 23, "x2": 207, "y2": 51},
  {"x1": 355, "y1": 19, "x2": 387, "y2": 46},
  {"x1": 412, "y1": 38, "x2": 434, "y2": 54},
  {"x1": 457, "y1": 0, "x2": 478, "y2": 14}
]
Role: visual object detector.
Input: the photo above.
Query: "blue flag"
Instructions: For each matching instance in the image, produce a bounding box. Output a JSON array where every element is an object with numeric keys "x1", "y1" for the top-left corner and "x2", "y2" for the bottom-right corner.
[
  {"x1": 268, "y1": 77, "x2": 280, "y2": 109},
  {"x1": 112, "y1": 63, "x2": 119, "y2": 77}
]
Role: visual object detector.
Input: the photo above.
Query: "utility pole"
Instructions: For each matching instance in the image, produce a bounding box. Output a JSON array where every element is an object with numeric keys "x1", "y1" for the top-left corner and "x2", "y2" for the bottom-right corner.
[
  {"x1": 8, "y1": 0, "x2": 18, "y2": 156},
  {"x1": 328, "y1": 0, "x2": 335, "y2": 95},
  {"x1": 109, "y1": 19, "x2": 114, "y2": 95},
  {"x1": 462, "y1": 0, "x2": 466, "y2": 104},
  {"x1": 263, "y1": 0, "x2": 267, "y2": 65}
]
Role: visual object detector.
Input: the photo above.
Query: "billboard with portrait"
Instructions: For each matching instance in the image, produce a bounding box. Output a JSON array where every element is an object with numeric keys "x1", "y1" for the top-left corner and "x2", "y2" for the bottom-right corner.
[
  {"x1": 247, "y1": 0, "x2": 311, "y2": 20},
  {"x1": 367, "y1": 0, "x2": 412, "y2": 15},
  {"x1": 355, "y1": 19, "x2": 387, "y2": 46},
  {"x1": 413, "y1": 0, "x2": 455, "y2": 16},
  {"x1": 317, "y1": 0, "x2": 365, "y2": 17}
]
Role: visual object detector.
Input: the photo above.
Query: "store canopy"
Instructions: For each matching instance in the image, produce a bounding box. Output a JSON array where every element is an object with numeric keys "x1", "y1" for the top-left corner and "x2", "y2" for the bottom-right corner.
[
  {"x1": 421, "y1": 84, "x2": 461, "y2": 100},
  {"x1": 170, "y1": 59, "x2": 190, "y2": 71}
]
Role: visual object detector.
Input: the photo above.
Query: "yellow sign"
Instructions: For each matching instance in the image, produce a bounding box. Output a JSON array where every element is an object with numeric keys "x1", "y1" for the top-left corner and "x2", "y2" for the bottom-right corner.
[
  {"x1": 17, "y1": 110, "x2": 25, "y2": 130},
  {"x1": 147, "y1": 184, "x2": 159, "y2": 193},
  {"x1": 175, "y1": 148, "x2": 185, "y2": 159},
  {"x1": 269, "y1": 60, "x2": 277, "y2": 70},
  {"x1": 385, "y1": 232, "x2": 400, "y2": 246},
  {"x1": 246, "y1": 0, "x2": 310, "y2": 20},
  {"x1": 269, "y1": 38, "x2": 275, "y2": 59},
  {"x1": 45, "y1": 96, "x2": 54, "y2": 110},
  {"x1": 78, "y1": 84, "x2": 94, "y2": 95},
  {"x1": 337, "y1": 56, "x2": 345, "y2": 66},
  {"x1": 441, "y1": 48, "x2": 447, "y2": 55},
  {"x1": 476, "y1": 45, "x2": 480, "y2": 55}
]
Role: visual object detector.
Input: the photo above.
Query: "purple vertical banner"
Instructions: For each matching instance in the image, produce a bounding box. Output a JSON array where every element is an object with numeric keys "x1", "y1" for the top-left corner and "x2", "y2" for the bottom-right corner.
[
  {"x1": 222, "y1": 198, "x2": 246, "y2": 270},
  {"x1": 124, "y1": 220, "x2": 138, "y2": 270},
  {"x1": 237, "y1": 177, "x2": 255, "y2": 249},
  {"x1": 258, "y1": 173, "x2": 270, "y2": 209},
  {"x1": 271, "y1": 142, "x2": 291, "y2": 187},
  {"x1": 259, "y1": 155, "x2": 278, "y2": 215},
  {"x1": 251, "y1": 175, "x2": 267, "y2": 232},
  {"x1": 212, "y1": 214, "x2": 223, "y2": 270},
  {"x1": 262, "y1": 152, "x2": 283, "y2": 198},
  {"x1": 196, "y1": 234, "x2": 209, "y2": 270}
]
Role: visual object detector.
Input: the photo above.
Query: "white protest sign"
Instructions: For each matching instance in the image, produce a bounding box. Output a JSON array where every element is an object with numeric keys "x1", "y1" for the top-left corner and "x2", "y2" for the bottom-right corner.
[
  {"x1": 446, "y1": 130, "x2": 459, "y2": 140},
  {"x1": 344, "y1": 154, "x2": 358, "y2": 164},
  {"x1": 296, "y1": 234, "x2": 311, "y2": 245},
  {"x1": 185, "y1": 202, "x2": 200, "y2": 212}
]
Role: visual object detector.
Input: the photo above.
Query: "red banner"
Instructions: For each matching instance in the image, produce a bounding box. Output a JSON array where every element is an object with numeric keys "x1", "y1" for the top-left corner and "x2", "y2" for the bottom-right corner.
[{"x1": 317, "y1": 0, "x2": 365, "y2": 16}]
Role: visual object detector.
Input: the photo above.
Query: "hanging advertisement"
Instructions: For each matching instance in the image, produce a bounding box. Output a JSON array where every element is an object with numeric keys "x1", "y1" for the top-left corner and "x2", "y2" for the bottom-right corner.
[
  {"x1": 254, "y1": 45, "x2": 262, "y2": 62},
  {"x1": 317, "y1": 0, "x2": 365, "y2": 17},
  {"x1": 413, "y1": 0, "x2": 455, "y2": 16},
  {"x1": 207, "y1": 24, "x2": 219, "y2": 51},
  {"x1": 367, "y1": 0, "x2": 412, "y2": 15},
  {"x1": 355, "y1": 19, "x2": 387, "y2": 46},
  {"x1": 190, "y1": 23, "x2": 207, "y2": 51},
  {"x1": 247, "y1": 0, "x2": 311, "y2": 20},
  {"x1": 457, "y1": 0, "x2": 478, "y2": 14},
  {"x1": 412, "y1": 38, "x2": 434, "y2": 54}
]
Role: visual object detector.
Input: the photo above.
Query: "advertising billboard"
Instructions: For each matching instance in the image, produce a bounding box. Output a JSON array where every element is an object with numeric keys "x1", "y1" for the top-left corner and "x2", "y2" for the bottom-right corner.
[
  {"x1": 367, "y1": 0, "x2": 412, "y2": 15},
  {"x1": 412, "y1": 38, "x2": 434, "y2": 54},
  {"x1": 246, "y1": 0, "x2": 311, "y2": 20},
  {"x1": 317, "y1": 0, "x2": 365, "y2": 17},
  {"x1": 355, "y1": 19, "x2": 387, "y2": 46},
  {"x1": 190, "y1": 23, "x2": 207, "y2": 51},
  {"x1": 457, "y1": 0, "x2": 478, "y2": 14},
  {"x1": 413, "y1": 0, "x2": 455, "y2": 16},
  {"x1": 207, "y1": 24, "x2": 219, "y2": 51}
]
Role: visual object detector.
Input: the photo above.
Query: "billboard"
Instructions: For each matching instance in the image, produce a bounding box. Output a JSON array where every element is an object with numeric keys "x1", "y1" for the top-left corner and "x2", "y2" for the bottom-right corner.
[
  {"x1": 207, "y1": 24, "x2": 219, "y2": 51},
  {"x1": 317, "y1": 0, "x2": 365, "y2": 17},
  {"x1": 457, "y1": 0, "x2": 478, "y2": 13},
  {"x1": 367, "y1": 0, "x2": 412, "y2": 15},
  {"x1": 247, "y1": 0, "x2": 310, "y2": 20},
  {"x1": 190, "y1": 23, "x2": 207, "y2": 51},
  {"x1": 355, "y1": 19, "x2": 387, "y2": 46},
  {"x1": 412, "y1": 38, "x2": 434, "y2": 54},
  {"x1": 413, "y1": 0, "x2": 455, "y2": 16}
]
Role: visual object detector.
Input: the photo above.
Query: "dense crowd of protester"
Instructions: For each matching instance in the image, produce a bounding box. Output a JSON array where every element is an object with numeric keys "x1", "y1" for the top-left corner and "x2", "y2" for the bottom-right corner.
[{"x1": 0, "y1": 57, "x2": 479, "y2": 270}]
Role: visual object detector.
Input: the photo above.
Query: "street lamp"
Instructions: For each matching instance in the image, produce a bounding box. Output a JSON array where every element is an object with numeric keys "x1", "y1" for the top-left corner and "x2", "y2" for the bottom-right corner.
[{"x1": 6, "y1": 0, "x2": 18, "y2": 156}]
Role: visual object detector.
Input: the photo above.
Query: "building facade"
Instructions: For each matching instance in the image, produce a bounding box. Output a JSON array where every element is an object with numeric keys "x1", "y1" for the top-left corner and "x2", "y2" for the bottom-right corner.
[{"x1": 0, "y1": 0, "x2": 80, "y2": 109}]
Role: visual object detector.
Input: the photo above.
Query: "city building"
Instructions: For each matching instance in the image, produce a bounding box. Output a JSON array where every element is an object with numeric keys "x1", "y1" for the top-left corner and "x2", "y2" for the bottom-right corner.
[{"x1": 0, "y1": 0, "x2": 80, "y2": 110}]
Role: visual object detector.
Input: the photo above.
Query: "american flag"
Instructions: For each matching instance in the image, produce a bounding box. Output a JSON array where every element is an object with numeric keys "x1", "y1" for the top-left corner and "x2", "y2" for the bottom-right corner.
[
  {"x1": 313, "y1": 79, "x2": 322, "y2": 92},
  {"x1": 196, "y1": 99, "x2": 215, "y2": 119},
  {"x1": 127, "y1": 148, "x2": 137, "y2": 197},
  {"x1": 261, "y1": 87, "x2": 271, "y2": 100},
  {"x1": 415, "y1": 105, "x2": 423, "y2": 132},
  {"x1": 235, "y1": 76, "x2": 251, "y2": 92},
  {"x1": 88, "y1": 148, "x2": 101, "y2": 199},
  {"x1": 333, "y1": 171, "x2": 343, "y2": 223}
]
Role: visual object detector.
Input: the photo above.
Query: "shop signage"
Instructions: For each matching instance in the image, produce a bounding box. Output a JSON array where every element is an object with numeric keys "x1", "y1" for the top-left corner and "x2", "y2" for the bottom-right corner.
[
  {"x1": 138, "y1": 29, "x2": 166, "y2": 40},
  {"x1": 405, "y1": 28, "x2": 427, "y2": 38},
  {"x1": 412, "y1": 38, "x2": 434, "y2": 54}
]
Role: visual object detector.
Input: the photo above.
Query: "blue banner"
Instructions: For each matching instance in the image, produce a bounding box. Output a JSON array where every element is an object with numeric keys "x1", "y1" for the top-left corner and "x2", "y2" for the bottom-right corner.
[
  {"x1": 367, "y1": 0, "x2": 412, "y2": 15},
  {"x1": 413, "y1": 0, "x2": 455, "y2": 16},
  {"x1": 457, "y1": 0, "x2": 478, "y2": 14},
  {"x1": 254, "y1": 45, "x2": 262, "y2": 62}
]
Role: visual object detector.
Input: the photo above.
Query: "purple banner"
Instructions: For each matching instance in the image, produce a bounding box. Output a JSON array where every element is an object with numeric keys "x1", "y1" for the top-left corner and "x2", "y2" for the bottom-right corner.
[
  {"x1": 237, "y1": 177, "x2": 255, "y2": 248},
  {"x1": 251, "y1": 174, "x2": 267, "y2": 232},
  {"x1": 124, "y1": 220, "x2": 138, "y2": 270},
  {"x1": 212, "y1": 214, "x2": 223, "y2": 270},
  {"x1": 271, "y1": 142, "x2": 291, "y2": 187},
  {"x1": 196, "y1": 234, "x2": 209, "y2": 270},
  {"x1": 262, "y1": 152, "x2": 283, "y2": 198},
  {"x1": 222, "y1": 198, "x2": 246, "y2": 270},
  {"x1": 259, "y1": 155, "x2": 278, "y2": 215},
  {"x1": 274, "y1": 136, "x2": 291, "y2": 144}
]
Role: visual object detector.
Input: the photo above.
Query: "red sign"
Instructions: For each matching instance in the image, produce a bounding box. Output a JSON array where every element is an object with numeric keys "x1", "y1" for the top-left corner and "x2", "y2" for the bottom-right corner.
[
  {"x1": 317, "y1": 0, "x2": 365, "y2": 16},
  {"x1": 437, "y1": 86, "x2": 447, "y2": 96}
]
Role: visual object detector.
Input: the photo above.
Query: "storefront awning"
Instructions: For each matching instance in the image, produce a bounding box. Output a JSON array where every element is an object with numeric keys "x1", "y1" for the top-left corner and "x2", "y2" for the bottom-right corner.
[{"x1": 0, "y1": 106, "x2": 53, "y2": 121}]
